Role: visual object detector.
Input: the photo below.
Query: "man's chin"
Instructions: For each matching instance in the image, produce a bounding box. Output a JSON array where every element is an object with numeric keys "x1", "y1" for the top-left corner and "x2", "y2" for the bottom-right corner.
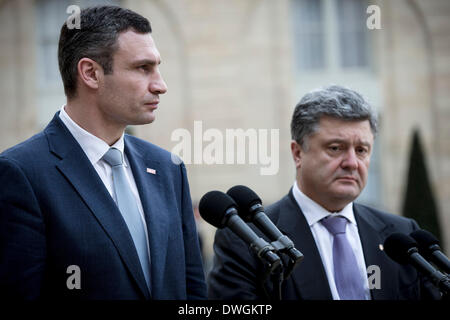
[
  {"x1": 332, "y1": 187, "x2": 360, "y2": 202},
  {"x1": 131, "y1": 115, "x2": 156, "y2": 125}
]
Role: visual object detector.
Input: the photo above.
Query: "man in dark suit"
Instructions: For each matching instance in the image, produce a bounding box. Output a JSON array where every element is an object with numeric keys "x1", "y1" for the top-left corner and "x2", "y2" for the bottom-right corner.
[
  {"x1": 0, "y1": 6, "x2": 206, "y2": 299},
  {"x1": 208, "y1": 85, "x2": 440, "y2": 300}
]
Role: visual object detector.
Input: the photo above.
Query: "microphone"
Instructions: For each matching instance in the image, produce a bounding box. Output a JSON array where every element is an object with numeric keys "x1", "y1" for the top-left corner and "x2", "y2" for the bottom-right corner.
[
  {"x1": 384, "y1": 233, "x2": 450, "y2": 295},
  {"x1": 198, "y1": 190, "x2": 281, "y2": 270},
  {"x1": 410, "y1": 229, "x2": 450, "y2": 274},
  {"x1": 226, "y1": 185, "x2": 303, "y2": 263}
]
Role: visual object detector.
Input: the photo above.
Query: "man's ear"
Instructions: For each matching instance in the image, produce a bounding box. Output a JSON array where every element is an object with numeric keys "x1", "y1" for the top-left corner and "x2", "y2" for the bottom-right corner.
[
  {"x1": 291, "y1": 140, "x2": 303, "y2": 169},
  {"x1": 77, "y1": 58, "x2": 102, "y2": 91}
]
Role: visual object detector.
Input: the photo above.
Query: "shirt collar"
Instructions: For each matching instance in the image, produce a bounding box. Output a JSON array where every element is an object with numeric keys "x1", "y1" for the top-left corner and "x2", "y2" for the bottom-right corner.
[
  {"x1": 292, "y1": 180, "x2": 356, "y2": 227},
  {"x1": 59, "y1": 105, "x2": 126, "y2": 165}
]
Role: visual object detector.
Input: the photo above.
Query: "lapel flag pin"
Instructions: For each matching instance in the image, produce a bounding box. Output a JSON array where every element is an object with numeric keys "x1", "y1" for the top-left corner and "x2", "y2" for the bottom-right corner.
[{"x1": 146, "y1": 168, "x2": 156, "y2": 175}]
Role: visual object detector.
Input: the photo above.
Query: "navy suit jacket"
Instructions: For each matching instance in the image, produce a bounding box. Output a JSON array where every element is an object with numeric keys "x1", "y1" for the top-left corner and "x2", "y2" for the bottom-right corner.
[
  {"x1": 208, "y1": 190, "x2": 440, "y2": 300},
  {"x1": 0, "y1": 113, "x2": 207, "y2": 300}
]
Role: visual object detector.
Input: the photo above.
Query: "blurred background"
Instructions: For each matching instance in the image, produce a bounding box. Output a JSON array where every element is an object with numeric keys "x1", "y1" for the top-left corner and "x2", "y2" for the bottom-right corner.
[{"x1": 1, "y1": 0, "x2": 449, "y2": 276}]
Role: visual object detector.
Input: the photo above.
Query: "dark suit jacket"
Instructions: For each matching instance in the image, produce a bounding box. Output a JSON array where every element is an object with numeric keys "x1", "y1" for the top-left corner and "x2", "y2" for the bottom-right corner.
[
  {"x1": 0, "y1": 113, "x2": 207, "y2": 300},
  {"x1": 208, "y1": 190, "x2": 440, "y2": 300}
]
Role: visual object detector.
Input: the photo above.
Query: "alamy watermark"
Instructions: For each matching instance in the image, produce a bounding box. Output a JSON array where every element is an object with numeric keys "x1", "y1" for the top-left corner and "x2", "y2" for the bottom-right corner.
[
  {"x1": 66, "y1": 264, "x2": 81, "y2": 290},
  {"x1": 170, "y1": 121, "x2": 279, "y2": 176},
  {"x1": 367, "y1": 5, "x2": 381, "y2": 30},
  {"x1": 66, "y1": 5, "x2": 81, "y2": 30},
  {"x1": 367, "y1": 264, "x2": 381, "y2": 289}
]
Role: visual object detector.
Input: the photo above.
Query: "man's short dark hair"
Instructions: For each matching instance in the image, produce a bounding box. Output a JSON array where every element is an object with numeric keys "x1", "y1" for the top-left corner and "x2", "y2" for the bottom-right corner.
[
  {"x1": 290, "y1": 85, "x2": 378, "y2": 150},
  {"x1": 58, "y1": 5, "x2": 152, "y2": 99}
]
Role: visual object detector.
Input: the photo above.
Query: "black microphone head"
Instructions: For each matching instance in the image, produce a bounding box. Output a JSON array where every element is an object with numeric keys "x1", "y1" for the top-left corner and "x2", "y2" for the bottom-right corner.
[
  {"x1": 384, "y1": 233, "x2": 419, "y2": 264},
  {"x1": 226, "y1": 185, "x2": 262, "y2": 221},
  {"x1": 198, "y1": 191, "x2": 237, "y2": 228},
  {"x1": 410, "y1": 229, "x2": 440, "y2": 254}
]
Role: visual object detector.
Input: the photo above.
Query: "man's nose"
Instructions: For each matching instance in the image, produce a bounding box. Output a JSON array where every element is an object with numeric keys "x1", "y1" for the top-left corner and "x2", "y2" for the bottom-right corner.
[
  {"x1": 341, "y1": 149, "x2": 358, "y2": 170},
  {"x1": 149, "y1": 70, "x2": 168, "y2": 95}
]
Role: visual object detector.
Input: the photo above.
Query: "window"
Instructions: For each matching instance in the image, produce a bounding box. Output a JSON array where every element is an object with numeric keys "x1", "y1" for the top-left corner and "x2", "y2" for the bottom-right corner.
[
  {"x1": 291, "y1": 0, "x2": 370, "y2": 71},
  {"x1": 292, "y1": 0, "x2": 325, "y2": 70},
  {"x1": 36, "y1": 0, "x2": 72, "y2": 86},
  {"x1": 337, "y1": 0, "x2": 370, "y2": 68}
]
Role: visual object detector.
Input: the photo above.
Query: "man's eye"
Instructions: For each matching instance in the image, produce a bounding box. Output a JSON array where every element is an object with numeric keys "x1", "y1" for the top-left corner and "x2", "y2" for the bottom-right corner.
[
  {"x1": 356, "y1": 147, "x2": 368, "y2": 155},
  {"x1": 329, "y1": 146, "x2": 341, "y2": 152},
  {"x1": 138, "y1": 65, "x2": 149, "y2": 71}
]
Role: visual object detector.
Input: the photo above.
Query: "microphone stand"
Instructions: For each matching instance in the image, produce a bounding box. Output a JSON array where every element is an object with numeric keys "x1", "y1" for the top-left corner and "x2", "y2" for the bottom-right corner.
[
  {"x1": 270, "y1": 235, "x2": 304, "y2": 281},
  {"x1": 257, "y1": 236, "x2": 304, "y2": 301},
  {"x1": 270, "y1": 264, "x2": 284, "y2": 301},
  {"x1": 258, "y1": 252, "x2": 283, "y2": 301}
]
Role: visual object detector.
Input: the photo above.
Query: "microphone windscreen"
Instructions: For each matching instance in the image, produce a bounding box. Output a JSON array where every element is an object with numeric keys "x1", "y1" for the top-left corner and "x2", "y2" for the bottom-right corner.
[
  {"x1": 384, "y1": 233, "x2": 418, "y2": 264},
  {"x1": 199, "y1": 191, "x2": 237, "y2": 228},
  {"x1": 410, "y1": 230, "x2": 440, "y2": 254},
  {"x1": 227, "y1": 185, "x2": 262, "y2": 221}
]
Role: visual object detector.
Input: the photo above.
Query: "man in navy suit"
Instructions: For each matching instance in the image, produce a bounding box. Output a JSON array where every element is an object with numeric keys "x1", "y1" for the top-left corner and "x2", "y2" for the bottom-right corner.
[
  {"x1": 208, "y1": 86, "x2": 440, "y2": 300},
  {"x1": 0, "y1": 6, "x2": 206, "y2": 299}
]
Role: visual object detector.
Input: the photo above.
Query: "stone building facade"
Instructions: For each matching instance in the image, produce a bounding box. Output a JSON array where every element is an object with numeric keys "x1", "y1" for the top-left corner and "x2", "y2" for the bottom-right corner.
[{"x1": 1, "y1": 0, "x2": 449, "y2": 259}]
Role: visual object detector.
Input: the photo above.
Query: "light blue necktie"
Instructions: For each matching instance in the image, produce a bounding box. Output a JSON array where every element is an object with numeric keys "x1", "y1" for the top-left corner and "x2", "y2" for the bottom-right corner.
[
  {"x1": 102, "y1": 147, "x2": 151, "y2": 290},
  {"x1": 321, "y1": 215, "x2": 366, "y2": 300}
]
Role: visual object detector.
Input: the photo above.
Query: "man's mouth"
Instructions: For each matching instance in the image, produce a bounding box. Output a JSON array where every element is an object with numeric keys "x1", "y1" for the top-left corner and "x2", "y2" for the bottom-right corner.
[
  {"x1": 144, "y1": 101, "x2": 159, "y2": 110},
  {"x1": 336, "y1": 176, "x2": 357, "y2": 182}
]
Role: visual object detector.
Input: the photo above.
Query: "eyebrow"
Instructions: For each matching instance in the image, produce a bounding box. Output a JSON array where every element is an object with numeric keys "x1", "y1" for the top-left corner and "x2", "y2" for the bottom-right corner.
[
  {"x1": 131, "y1": 58, "x2": 161, "y2": 66},
  {"x1": 325, "y1": 139, "x2": 372, "y2": 148}
]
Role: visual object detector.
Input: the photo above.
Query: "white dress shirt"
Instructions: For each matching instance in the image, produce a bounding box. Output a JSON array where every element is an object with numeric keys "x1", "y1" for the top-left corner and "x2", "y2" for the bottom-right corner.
[
  {"x1": 58, "y1": 105, "x2": 151, "y2": 260},
  {"x1": 292, "y1": 181, "x2": 371, "y2": 300}
]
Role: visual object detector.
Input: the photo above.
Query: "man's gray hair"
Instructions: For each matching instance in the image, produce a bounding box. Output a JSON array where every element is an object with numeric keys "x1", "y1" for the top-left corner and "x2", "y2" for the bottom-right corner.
[{"x1": 290, "y1": 85, "x2": 378, "y2": 148}]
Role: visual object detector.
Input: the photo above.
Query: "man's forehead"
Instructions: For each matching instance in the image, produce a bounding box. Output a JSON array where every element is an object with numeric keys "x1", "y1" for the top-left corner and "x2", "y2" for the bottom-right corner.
[
  {"x1": 115, "y1": 30, "x2": 161, "y2": 62},
  {"x1": 315, "y1": 116, "x2": 373, "y2": 140},
  {"x1": 318, "y1": 116, "x2": 371, "y2": 130}
]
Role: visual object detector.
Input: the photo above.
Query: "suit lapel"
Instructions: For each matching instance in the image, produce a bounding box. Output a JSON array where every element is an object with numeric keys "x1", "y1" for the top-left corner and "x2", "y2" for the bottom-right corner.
[
  {"x1": 124, "y1": 138, "x2": 169, "y2": 298},
  {"x1": 276, "y1": 191, "x2": 333, "y2": 300},
  {"x1": 45, "y1": 114, "x2": 151, "y2": 299},
  {"x1": 354, "y1": 204, "x2": 399, "y2": 300}
]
